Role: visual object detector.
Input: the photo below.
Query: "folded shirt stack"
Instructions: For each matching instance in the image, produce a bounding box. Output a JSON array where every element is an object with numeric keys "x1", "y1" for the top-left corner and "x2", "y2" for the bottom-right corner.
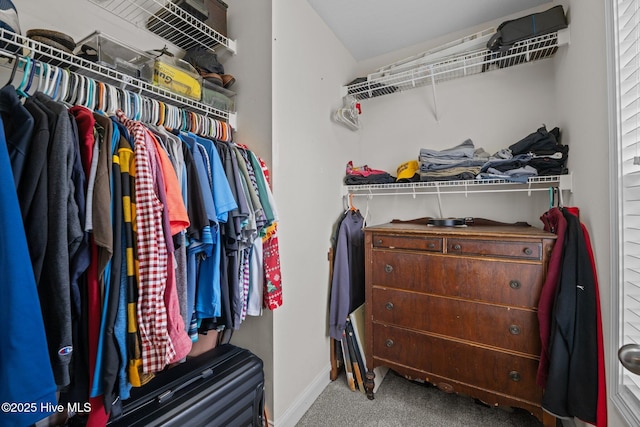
[{"x1": 419, "y1": 139, "x2": 489, "y2": 182}]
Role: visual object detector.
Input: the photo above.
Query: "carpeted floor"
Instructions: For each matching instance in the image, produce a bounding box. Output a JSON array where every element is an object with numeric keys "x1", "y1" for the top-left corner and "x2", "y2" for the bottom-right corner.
[{"x1": 297, "y1": 370, "x2": 544, "y2": 427}]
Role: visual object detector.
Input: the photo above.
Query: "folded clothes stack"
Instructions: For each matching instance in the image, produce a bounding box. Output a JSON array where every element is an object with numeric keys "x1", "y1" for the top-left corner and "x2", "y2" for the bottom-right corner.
[
  {"x1": 344, "y1": 161, "x2": 395, "y2": 185},
  {"x1": 419, "y1": 138, "x2": 489, "y2": 182},
  {"x1": 417, "y1": 126, "x2": 568, "y2": 183}
]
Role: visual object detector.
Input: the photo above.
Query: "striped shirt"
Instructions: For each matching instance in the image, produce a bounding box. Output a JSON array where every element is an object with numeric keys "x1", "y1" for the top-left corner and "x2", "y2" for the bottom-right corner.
[{"x1": 117, "y1": 111, "x2": 175, "y2": 374}]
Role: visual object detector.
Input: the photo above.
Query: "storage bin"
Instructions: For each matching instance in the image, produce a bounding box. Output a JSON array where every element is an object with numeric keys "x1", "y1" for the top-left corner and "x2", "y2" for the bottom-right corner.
[
  {"x1": 204, "y1": 0, "x2": 228, "y2": 37},
  {"x1": 201, "y1": 79, "x2": 235, "y2": 111},
  {"x1": 153, "y1": 57, "x2": 202, "y2": 101},
  {"x1": 74, "y1": 31, "x2": 154, "y2": 81}
]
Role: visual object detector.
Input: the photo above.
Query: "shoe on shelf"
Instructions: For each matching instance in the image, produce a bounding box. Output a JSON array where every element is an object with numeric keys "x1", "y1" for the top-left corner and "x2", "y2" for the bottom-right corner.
[
  {"x1": 201, "y1": 72, "x2": 223, "y2": 86},
  {"x1": 221, "y1": 74, "x2": 235, "y2": 88}
]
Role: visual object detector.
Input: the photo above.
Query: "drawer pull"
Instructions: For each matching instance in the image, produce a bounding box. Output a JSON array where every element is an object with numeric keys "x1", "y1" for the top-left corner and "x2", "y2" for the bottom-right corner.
[
  {"x1": 509, "y1": 371, "x2": 521, "y2": 382},
  {"x1": 384, "y1": 264, "x2": 394, "y2": 273},
  {"x1": 385, "y1": 302, "x2": 394, "y2": 311},
  {"x1": 385, "y1": 339, "x2": 394, "y2": 348},
  {"x1": 428, "y1": 243, "x2": 435, "y2": 249},
  {"x1": 523, "y1": 247, "x2": 533, "y2": 255},
  {"x1": 376, "y1": 239, "x2": 383, "y2": 245},
  {"x1": 509, "y1": 324, "x2": 521, "y2": 335},
  {"x1": 509, "y1": 280, "x2": 521, "y2": 290},
  {"x1": 452, "y1": 244, "x2": 461, "y2": 251}
]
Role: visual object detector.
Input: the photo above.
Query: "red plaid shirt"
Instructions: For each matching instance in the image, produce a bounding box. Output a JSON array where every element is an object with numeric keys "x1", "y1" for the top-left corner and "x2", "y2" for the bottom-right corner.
[{"x1": 117, "y1": 111, "x2": 176, "y2": 373}]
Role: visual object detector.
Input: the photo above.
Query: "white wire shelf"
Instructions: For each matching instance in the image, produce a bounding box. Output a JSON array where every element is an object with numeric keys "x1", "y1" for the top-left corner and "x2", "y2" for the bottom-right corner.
[
  {"x1": 87, "y1": 0, "x2": 237, "y2": 54},
  {"x1": 342, "y1": 29, "x2": 570, "y2": 100},
  {"x1": 345, "y1": 174, "x2": 573, "y2": 198},
  {"x1": 0, "y1": 28, "x2": 236, "y2": 126}
]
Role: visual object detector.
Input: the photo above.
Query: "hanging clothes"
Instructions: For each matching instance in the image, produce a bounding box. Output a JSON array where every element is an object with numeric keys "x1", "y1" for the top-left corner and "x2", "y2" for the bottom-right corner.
[
  {"x1": 329, "y1": 209, "x2": 365, "y2": 341},
  {"x1": 540, "y1": 207, "x2": 606, "y2": 426},
  {"x1": 0, "y1": 77, "x2": 281, "y2": 426},
  {"x1": 0, "y1": 99, "x2": 58, "y2": 427}
]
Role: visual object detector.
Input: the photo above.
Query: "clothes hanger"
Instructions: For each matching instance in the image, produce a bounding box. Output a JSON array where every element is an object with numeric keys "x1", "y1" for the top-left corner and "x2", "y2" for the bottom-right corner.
[
  {"x1": 75, "y1": 75, "x2": 85, "y2": 106},
  {"x1": 4, "y1": 55, "x2": 21, "y2": 87},
  {"x1": 334, "y1": 95, "x2": 360, "y2": 131},
  {"x1": 50, "y1": 66, "x2": 63, "y2": 100},
  {"x1": 151, "y1": 99, "x2": 159, "y2": 126},
  {"x1": 40, "y1": 62, "x2": 53, "y2": 96},
  {"x1": 557, "y1": 186, "x2": 564, "y2": 208},
  {"x1": 86, "y1": 77, "x2": 96, "y2": 110},
  {"x1": 56, "y1": 69, "x2": 70, "y2": 102},
  {"x1": 23, "y1": 59, "x2": 39, "y2": 95},
  {"x1": 346, "y1": 193, "x2": 358, "y2": 213},
  {"x1": 16, "y1": 57, "x2": 33, "y2": 97},
  {"x1": 46, "y1": 65, "x2": 60, "y2": 98}
]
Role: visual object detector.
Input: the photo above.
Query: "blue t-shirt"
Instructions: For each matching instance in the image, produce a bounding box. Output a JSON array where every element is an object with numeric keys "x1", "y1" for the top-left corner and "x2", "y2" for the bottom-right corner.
[{"x1": 192, "y1": 135, "x2": 237, "y2": 319}]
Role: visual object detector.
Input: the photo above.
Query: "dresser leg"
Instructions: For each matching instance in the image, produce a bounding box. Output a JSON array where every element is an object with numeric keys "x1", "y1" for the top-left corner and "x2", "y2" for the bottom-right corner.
[{"x1": 364, "y1": 370, "x2": 375, "y2": 400}]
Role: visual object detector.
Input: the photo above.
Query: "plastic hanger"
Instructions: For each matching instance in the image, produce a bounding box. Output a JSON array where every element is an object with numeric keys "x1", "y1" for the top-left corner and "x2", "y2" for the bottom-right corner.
[
  {"x1": 51, "y1": 67, "x2": 63, "y2": 100},
  {"x1": 23, "y1": 59, "x2": 39, "y2": 95},
  {"x1": 345, "y1": 193, "x2": 358, "y2": 213},
  {"x1": 40, "y1": 63, "x2": 53, "y2": 96},
  {"x1": 4, "y1": 55, "x2": 20, "y2": 87},
  {"x1": 46, "y1": 66, "x2": 60, "y2": 98},
  {"x1": 334, "y1": 95, "x2": 360, "y2": 131},
  {"x1": 75, "y1": 75, "x2": 85, "y2": 106},
  {"x1": 557, "y1": 186, "x2": 564, "y2": 208},
  {"x1": 16, "y1": 57, "x2": 32, "y2": 97}
]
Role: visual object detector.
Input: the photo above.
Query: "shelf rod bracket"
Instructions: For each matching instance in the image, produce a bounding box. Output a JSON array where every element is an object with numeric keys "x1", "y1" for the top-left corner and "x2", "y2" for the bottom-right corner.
[
  {"x1": 429, "y1": 65, "x2": 439, "y2": 122},
  {"x1": 436, "y1": 184, "x2": 443, "y2": 218}
]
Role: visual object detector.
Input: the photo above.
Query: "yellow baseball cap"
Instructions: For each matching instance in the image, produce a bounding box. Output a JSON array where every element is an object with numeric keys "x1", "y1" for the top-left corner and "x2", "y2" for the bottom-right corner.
[{"x1": 396, "y1": 160, "x2": 419, "y2": 181}]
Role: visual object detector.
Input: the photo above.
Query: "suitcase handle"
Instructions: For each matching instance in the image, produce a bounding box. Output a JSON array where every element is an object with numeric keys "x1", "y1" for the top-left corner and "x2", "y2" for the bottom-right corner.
[{"x1": 157, "y1": 368, "x2": 214, "y2": 404}]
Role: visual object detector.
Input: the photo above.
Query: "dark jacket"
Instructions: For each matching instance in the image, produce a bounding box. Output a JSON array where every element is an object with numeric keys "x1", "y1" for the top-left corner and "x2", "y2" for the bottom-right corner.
[
  {"x1": 21, "y1": 98, "x2": 49, "y2": 283},
  {"x1": 0, "y1": 85, "x2": 34, "y2": 188},
  {"x1": 34, "y1": 92, "x2": 84, "y2": 387},
  {"x1": 542, "y1": 208, "x2": 598, "y2": 423}
]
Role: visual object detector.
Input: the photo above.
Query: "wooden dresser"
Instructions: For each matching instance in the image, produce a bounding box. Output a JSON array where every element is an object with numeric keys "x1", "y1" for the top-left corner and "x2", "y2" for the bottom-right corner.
[{"x1": 363, "y1": 221, "x2": 556, "y2": 426}]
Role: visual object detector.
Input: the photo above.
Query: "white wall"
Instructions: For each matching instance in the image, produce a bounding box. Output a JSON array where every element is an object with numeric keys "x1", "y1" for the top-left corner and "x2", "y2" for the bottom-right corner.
[
  {"x1": 217, "y1": 0, "x2": 276, "y2": 416},
  {"x1": 271, "y1": 0, "x2": 359, "y2": 424},
  {"x1": 553, "y1": 1, "x2": 627, "y2": 426}
]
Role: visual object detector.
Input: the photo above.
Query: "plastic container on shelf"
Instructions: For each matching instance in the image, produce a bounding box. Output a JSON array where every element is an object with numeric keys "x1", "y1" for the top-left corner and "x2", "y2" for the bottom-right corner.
[
  {"x1": 201, "y1": 79, "x2": 235, "y2": 111},
  {"x1": 74, "y1": 31, "x2": 155, "y2": 81},
  {"x1": 153, "y1": 56, "x2": 202, "y2": 101}
]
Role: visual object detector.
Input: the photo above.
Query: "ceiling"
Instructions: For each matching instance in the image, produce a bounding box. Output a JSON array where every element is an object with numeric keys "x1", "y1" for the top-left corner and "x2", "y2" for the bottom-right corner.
[{"x1": 306, "y1": 0, "x2": 551, "y2": 61}]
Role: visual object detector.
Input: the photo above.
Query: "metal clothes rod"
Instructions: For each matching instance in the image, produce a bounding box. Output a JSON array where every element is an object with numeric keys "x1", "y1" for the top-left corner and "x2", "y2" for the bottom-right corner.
[{"x1": 347, "y1": 187, "x2": 555, "y2": 197}]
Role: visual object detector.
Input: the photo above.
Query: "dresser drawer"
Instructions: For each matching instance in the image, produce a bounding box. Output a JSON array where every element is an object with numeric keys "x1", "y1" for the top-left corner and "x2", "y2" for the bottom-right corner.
[
  {"x1": 371, "y1": 251, "x2": 543, "y2": 308},
  {"x1": 372, "y1": 233, "x2": 443, "y2": 252},
  {"x1": 372, "y1": 288, "x2": 540, "y2": 355},
  {"x1": 372, "y1": 324, "x2": 542, "y2": 404},
  {"x1": 447, "y1": 238, "x2": 541, "y2": 260}
]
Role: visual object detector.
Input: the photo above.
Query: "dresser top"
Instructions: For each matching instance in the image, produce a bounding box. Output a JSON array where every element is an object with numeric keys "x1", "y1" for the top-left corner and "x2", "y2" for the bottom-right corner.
[{"x1": 364, "y1": 221, "x2": 556, "y2": 240}]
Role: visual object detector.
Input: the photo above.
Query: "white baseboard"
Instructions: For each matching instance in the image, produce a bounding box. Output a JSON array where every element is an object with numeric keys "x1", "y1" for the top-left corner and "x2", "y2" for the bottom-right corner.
[{"x1": 272, "y1": 364, "x2": 332, "y2": 427}]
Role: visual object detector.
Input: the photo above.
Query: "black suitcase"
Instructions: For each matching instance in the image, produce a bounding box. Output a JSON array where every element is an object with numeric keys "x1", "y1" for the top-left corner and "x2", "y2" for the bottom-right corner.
[{"x1": 108, "y1": 344, "x2": 264, "y2": 427}]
